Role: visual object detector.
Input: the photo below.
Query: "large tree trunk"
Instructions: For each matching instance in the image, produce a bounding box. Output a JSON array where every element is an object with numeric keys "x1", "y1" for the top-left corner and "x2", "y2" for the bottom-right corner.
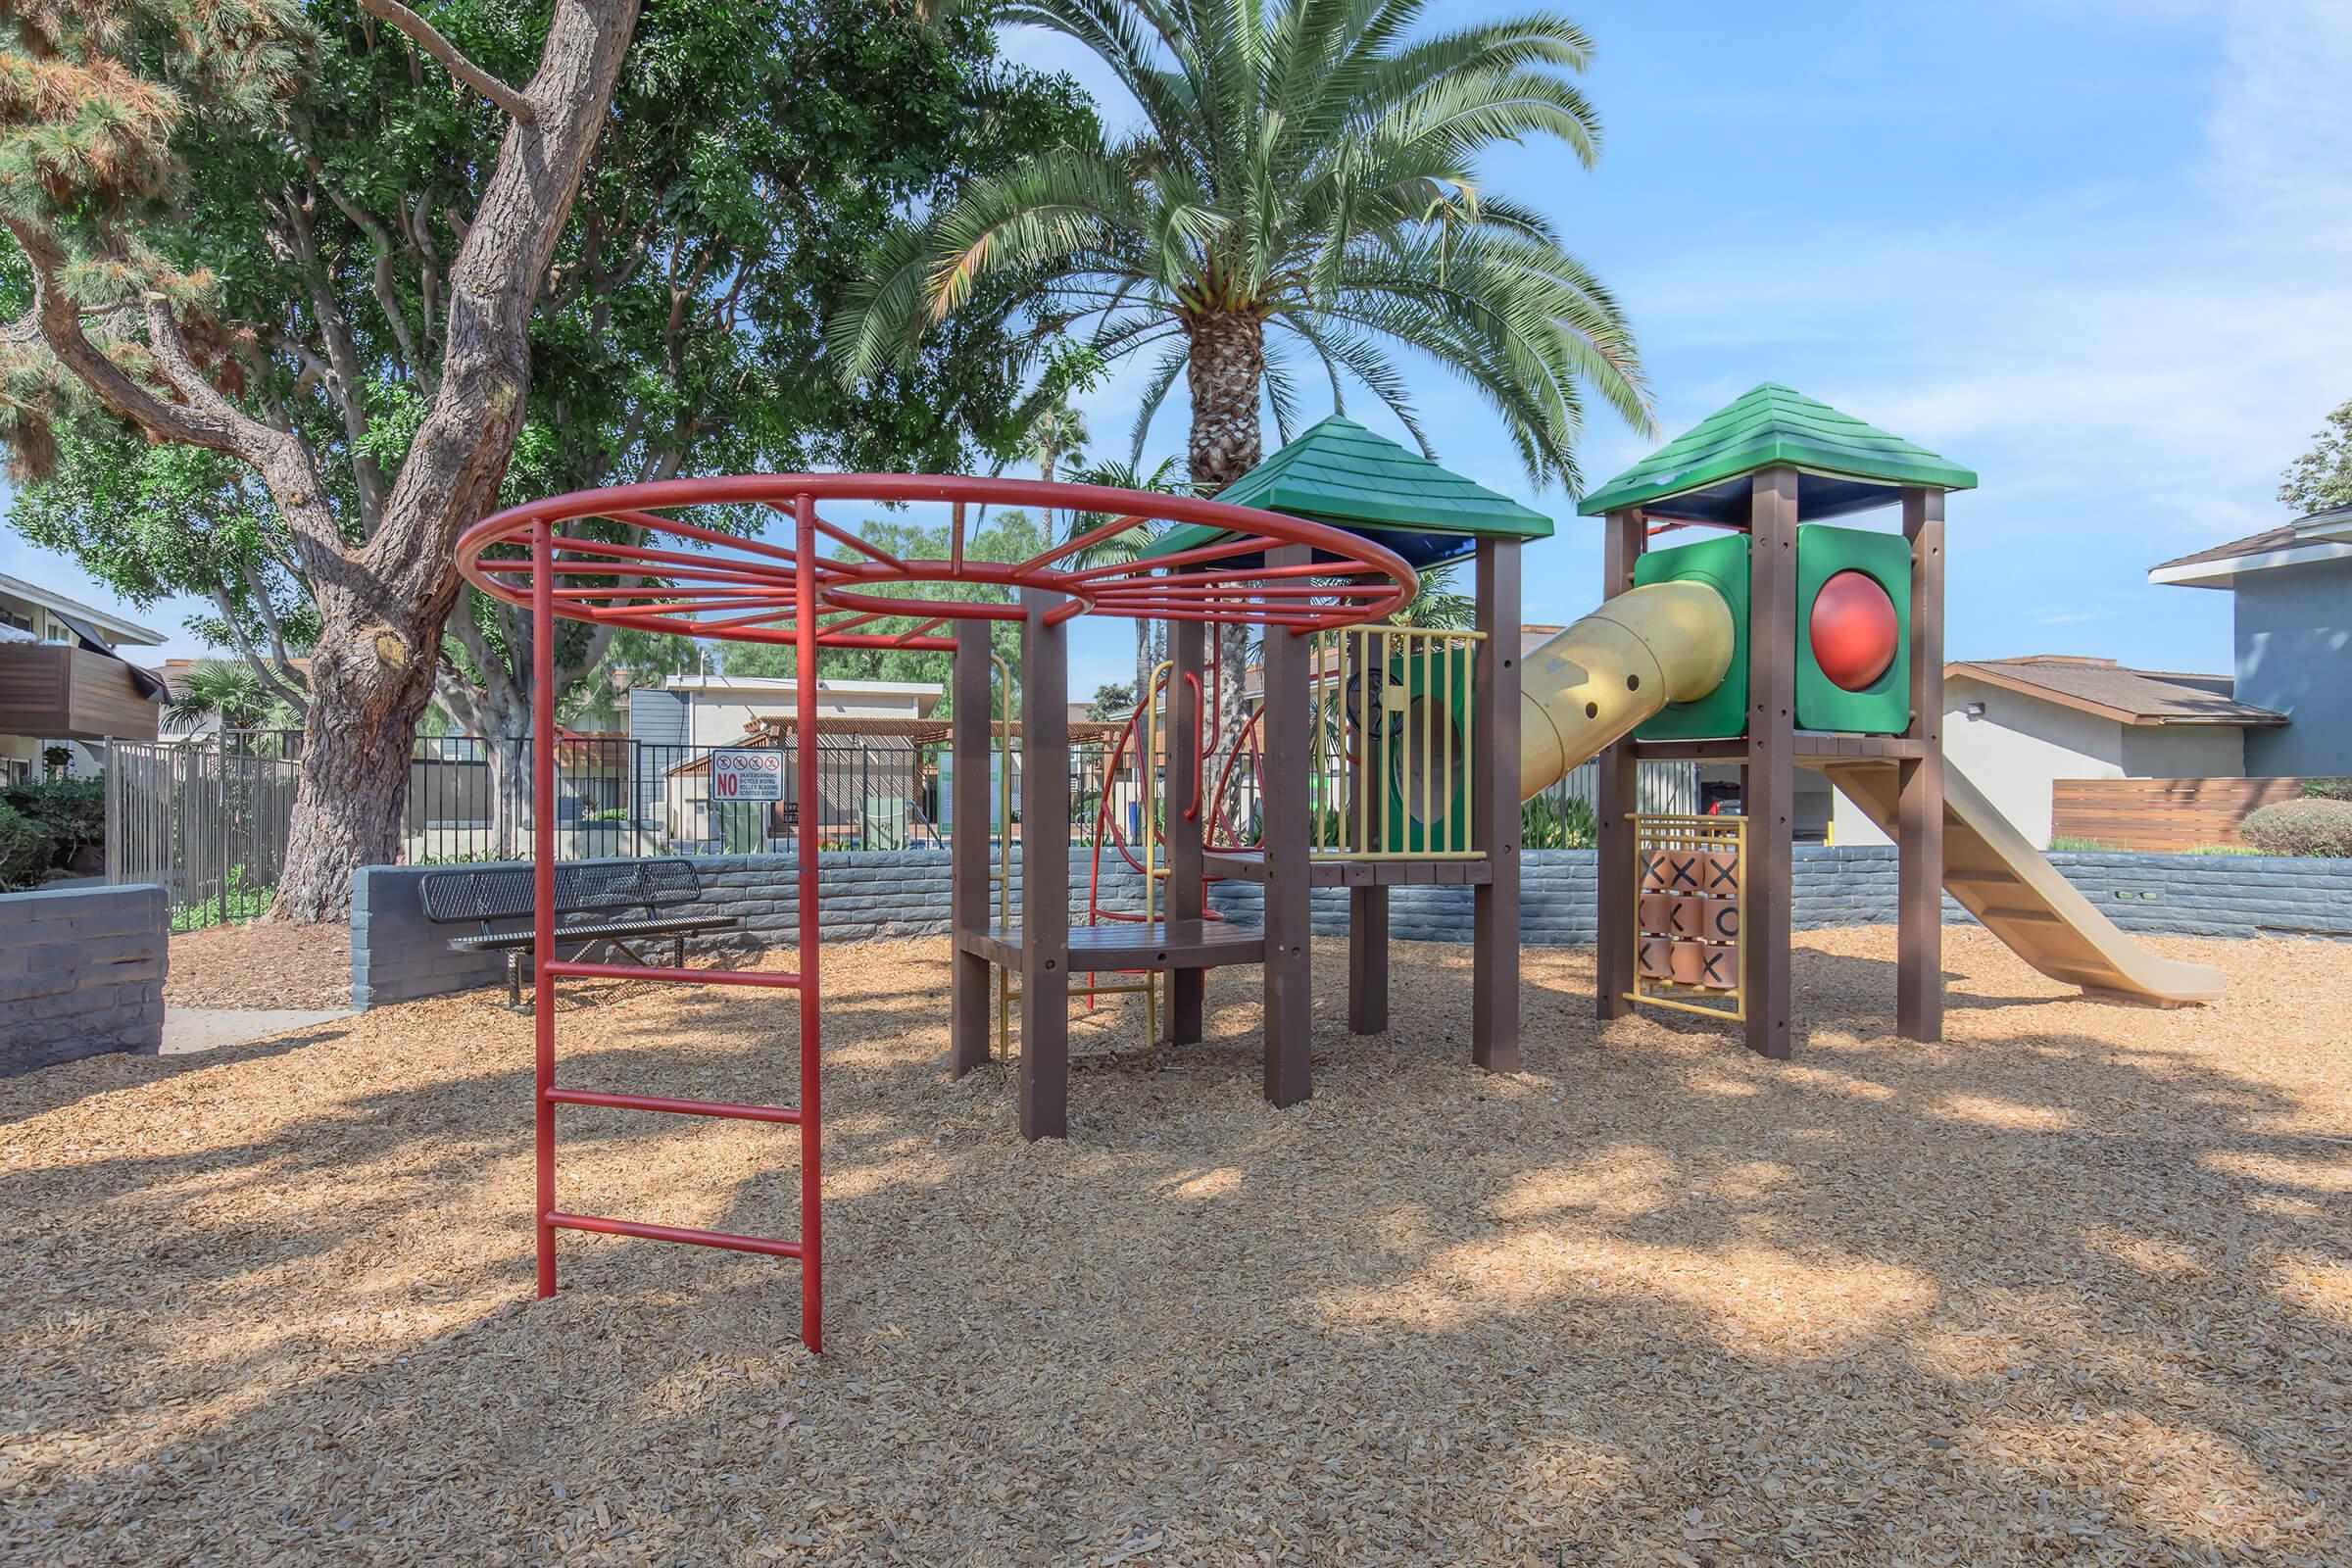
[
  {"x1": 1185, "y1": 310, "x2": 1265, "y2": 752},
  {"x1": 263, "y1": 0, "x2": 642, "y2": 918},
  {"x1": 270, "y1": 603, "x2": 444, "y2": 919}
]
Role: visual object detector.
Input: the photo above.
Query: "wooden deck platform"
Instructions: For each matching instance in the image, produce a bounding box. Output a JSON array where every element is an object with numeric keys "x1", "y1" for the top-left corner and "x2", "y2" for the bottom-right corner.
[
  {"x1": 1202, "y1": 852, "x2": 1493, "y2": 887},
  {"x1": 956, "y1": 919, "x2": 1266, "y2": 971}
]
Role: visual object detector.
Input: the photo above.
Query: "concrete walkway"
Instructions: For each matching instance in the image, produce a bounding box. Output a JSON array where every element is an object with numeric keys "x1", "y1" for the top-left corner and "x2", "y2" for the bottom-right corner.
[{"x1": 162, "y1": 1008, "x2": 355, "y2": 1056}]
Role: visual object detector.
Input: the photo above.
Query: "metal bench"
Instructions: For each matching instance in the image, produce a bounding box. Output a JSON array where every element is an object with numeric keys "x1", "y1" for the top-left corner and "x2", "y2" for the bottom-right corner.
[{"x1": 419, "y1": 858, "x2": 743, "y2": 1008}]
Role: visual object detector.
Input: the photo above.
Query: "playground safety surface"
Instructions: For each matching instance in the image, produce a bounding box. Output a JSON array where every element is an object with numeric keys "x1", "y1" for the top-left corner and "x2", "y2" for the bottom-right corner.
[{"x1": 4, "y1": 927, "x2": 2348, "y2": 1565}]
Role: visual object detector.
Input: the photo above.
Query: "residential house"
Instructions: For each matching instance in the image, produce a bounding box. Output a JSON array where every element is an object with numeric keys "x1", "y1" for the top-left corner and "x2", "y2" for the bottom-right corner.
[
  {"x1": 0, "y1": 572, "x2": 168, "y2": 783},
  {"x1": 2149, "y1": 502, "x2": 2352, "y2": 774},
  {"x1": 1830, "y1": 656, "x2": 2285, "y2": 849}
]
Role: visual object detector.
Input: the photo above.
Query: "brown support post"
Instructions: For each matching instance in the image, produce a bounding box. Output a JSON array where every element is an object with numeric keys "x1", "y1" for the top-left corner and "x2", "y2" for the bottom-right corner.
[
  {"x1": 1019, "y1": 588, "x2": 1070, "y2": 1138},
  {"x1": 1259, "y1": 545, "x2": 1313, "y2": 1107},
  {"x1": 1472, "y1": 538, "x2": 1523, "y2": 1070},
  {"x1": 1347, "y1": 624, "x2": 1389, "y2": 1034},
  {"x1": 1594, "y1": 510, "x2": 1645, "y2": 1021},
  {"x1": 1348, "y1": 885, "x2": 1389, "y2": 1034},
  {"x1": 949, "y1": 619, "x2": 993, "y2": 1077},
  {"x1": 1898, "y1": 487, "x2": 1946, "y2": 1042},
  {"x1": 1166, "y1": 616, "x2": 1206, "y2": 1044},
  {"x1": 1743, "y1": 467, "x2": 1799, "y2": 1058}
]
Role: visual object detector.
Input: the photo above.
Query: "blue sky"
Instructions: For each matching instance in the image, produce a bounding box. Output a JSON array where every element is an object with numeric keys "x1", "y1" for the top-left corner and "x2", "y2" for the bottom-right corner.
[{"x1": 5, "y1": 0, "x2": 2347, "y2": 703}]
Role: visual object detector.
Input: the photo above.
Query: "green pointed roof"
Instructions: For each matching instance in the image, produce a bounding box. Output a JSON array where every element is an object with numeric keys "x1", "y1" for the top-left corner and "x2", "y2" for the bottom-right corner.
[
  {"x1": 1578, "y1": 383, "x2": 1977, "y2": 520},
  {"x1": 1143, "y1": 416, "x2": 1552, "y2": 562}
]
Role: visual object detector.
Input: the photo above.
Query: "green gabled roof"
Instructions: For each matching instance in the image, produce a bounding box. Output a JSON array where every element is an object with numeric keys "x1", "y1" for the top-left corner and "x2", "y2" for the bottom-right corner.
[
  {"x1": 1142, "y1": 416, "x2": 1552, "y2": 560},
  {"x1": 1577, "y1": 383, "x2": 1977, "y2": 518}
]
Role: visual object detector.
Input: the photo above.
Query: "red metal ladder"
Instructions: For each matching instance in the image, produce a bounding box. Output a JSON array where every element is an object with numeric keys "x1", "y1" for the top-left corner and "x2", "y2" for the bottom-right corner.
[{"x1": 524, "y1": 515, "x2": 823, "y2": 1353}]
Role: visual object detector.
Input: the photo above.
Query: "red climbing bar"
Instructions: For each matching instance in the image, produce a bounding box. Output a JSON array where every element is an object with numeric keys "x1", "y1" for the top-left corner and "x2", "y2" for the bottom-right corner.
[
  {"x1": 544, "y1": 1087, "x2": 804, "y2": 1124},
  {"x1": 547, "y1": 1212, "x2": 807, "y2": 1260},
  {"x1": 541, "y1": 960, "x2": 803, "y2": 989},
  {"x1": 792, "y1": 491, "x2": 825, "y2": 1353}
]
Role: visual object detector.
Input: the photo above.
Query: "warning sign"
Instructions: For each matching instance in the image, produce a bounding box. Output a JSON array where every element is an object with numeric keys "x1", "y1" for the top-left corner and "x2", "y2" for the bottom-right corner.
[{"x1": 710, "y1": 749, "x2": 783, "y2": 801}]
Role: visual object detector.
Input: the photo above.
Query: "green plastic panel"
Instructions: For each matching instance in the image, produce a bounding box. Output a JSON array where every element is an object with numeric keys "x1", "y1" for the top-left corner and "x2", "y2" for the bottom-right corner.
[
  {"x1": 1632, "y1": 532, "x2": 1749, "y2": 741},
  {"x1": 1380, "y1": 647, "x2": 1472, "y2": 854},
  {"x1": 1795, "y1": 523, "x2": 1911, "y2": 734}
]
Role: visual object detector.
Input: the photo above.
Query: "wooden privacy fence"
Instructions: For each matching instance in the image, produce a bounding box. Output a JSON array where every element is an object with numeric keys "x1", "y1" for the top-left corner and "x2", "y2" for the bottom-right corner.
[{"x1": 2050, "y1": 776, "x2": 2311, "y2": 852}]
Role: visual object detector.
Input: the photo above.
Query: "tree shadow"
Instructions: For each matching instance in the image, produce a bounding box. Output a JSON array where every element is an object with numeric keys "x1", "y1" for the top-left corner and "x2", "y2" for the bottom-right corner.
[{"x1": 2, "y1": 929, "x2": 2347, "y2": 1564}]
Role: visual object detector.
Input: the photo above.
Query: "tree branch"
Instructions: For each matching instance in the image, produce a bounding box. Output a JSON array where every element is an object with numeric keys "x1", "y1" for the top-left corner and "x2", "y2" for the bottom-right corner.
[
  {"x1": 210, "y1": 585, "x2": 313, "y2": 718},
  {"x1": 360, "y1": 0, "x2": 538, "y2": 123}
]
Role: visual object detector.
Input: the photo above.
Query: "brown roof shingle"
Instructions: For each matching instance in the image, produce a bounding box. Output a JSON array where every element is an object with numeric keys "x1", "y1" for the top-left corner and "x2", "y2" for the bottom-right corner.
[{"x1": 1948, "y1": 656, "x2": 2286, "y2": 726}]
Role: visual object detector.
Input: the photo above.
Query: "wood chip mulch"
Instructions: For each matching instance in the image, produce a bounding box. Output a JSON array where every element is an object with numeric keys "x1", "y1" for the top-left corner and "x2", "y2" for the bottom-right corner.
[
  {"x1": 4, "y1": 926, "x2": 2348, "y2": 1565},
  {"x1": 163, "y1": 919, "x2": 352, "y2": 1010}
]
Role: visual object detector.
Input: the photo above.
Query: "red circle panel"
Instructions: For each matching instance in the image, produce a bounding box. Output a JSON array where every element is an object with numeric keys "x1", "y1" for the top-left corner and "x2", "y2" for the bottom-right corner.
[{"x1": 1809, "y1": 569, "x2": 1899, "y2": 692}]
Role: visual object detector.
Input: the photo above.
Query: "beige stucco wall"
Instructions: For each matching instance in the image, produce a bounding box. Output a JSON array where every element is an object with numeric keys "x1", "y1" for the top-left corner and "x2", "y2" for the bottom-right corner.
[
  {"x1": 1831, "y1": 675, "x2": 2129, "y2": 850},
  {"x1": 678, "y1": 683, "x2": 936, "y2": 748}
]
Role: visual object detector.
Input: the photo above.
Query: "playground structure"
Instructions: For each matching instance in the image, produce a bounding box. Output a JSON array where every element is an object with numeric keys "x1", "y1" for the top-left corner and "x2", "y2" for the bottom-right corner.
[{"x1": 455, "y1": 387, "x2": 2223, "y2": 1351}]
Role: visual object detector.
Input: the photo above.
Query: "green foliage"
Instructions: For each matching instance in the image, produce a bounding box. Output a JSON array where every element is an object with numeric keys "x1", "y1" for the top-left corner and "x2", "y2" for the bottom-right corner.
[
  {"x1": 841, "y1": 0, "x2": 1648, "y2": 489},
  {"x1": 2299, "y1": 776, "x2": 2352, "y2": 802},
  {"x1": 1088, "y1": 682, "x2": 1137, "y2": 720},
  {"x1": 164, "y1": 661, "x2": 300, "y2": 733},
  {"x1": 723, "y1": 510, "x2": 1054, "y2": 712},
  {"x1": 2240, "y1": 799, "x2": 2352, "y2": 858},
  {"x1": 40, "y1": 745, "x2": 72, "y2": 775},
  {"x1": 2047, "y1": 836, "x2": 2123, "y2": 854},
  {"x1": 6, "y1": 1, "x2": 1095, "y2": 727},
  {"x1": 1522, "y1": 792, "x2": 1596, "y2": 849},
  {"x1": 3, "y1": 777, "x2": 105, "y2": 867},
  {"x1": 0, "y1": 801, "x2": 52, "y2": 888},
  {"x1": 2279, "y1": 400, "x2": 2352, "y2": 514}
]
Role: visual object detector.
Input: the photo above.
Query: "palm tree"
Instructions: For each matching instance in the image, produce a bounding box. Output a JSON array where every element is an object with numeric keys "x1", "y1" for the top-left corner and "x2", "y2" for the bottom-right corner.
[
  {"x1": 164, "y1": 662, "x2": 300, "y2": 738},
  {"x1": 836, "y1": 0, "x2": 1648, "y2": 735}
]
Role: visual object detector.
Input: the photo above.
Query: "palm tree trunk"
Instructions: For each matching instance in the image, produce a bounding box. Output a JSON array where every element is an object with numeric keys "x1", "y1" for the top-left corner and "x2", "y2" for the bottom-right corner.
[{"x1": 1186, "y1": 310, "x2": 1265, "y2": 750}]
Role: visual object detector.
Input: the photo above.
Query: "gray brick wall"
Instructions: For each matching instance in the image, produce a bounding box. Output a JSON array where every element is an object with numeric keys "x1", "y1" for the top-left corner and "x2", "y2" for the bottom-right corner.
[
  {"x1": 1, "y1": 884, "x2": 168, "y2": 1076},
  {"x1": 1206, "y1": 846, "x2": 2352, "y2": 945},
  {"x1": 352, "y1": 846, "x2": 2352, "y2": 1009}
]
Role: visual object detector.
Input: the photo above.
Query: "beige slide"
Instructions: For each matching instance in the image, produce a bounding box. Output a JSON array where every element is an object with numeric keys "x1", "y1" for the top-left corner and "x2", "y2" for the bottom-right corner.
[
  {"x1": 1506, "y1": 584, "x2": 2223, "y2": 1006},
  {"x1": 1816, "y1": 758, "x2": 2225, "y2": 1004}
]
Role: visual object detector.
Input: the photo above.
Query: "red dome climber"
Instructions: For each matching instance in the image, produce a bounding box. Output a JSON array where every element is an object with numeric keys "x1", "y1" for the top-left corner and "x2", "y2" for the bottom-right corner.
[
  {"x1": 457, "y1": 473, "x2": 1418, "y2": 647},
  {"x1": 1808, "y1": 568, "x2": 1899, "y2": 692}
]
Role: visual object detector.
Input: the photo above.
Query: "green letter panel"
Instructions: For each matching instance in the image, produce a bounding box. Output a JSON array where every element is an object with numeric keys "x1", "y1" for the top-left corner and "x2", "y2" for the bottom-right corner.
[
  {"x1": 1632, "y1": 532, "x2": 1749, "y2": 741},
  {"x1": 1794, "y1": 523, "x2": 1911, "y2": 734}
]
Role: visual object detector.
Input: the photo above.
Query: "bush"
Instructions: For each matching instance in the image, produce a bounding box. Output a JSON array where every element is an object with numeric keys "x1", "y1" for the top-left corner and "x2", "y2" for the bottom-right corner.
[
  {"x1": 1, "y1": 777, "x2": 104, "y2": 867},
  {"x1": 1522, "y1": 792, "x2": 1597, "y2": 850},
  {"x1": 2300, "y1": 776, "x2": 2352, "y2": 802},
  {"x1": 2241, "y1": 798, "x2": 2352, "y2": 858},
  {"x1": 0, "y1": 801, "x2": 52, "y2": 889}
]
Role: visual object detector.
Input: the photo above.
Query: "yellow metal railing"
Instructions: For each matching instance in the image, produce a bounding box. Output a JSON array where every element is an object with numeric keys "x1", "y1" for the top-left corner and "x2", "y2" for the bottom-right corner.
[{"x1": 1305, "y1": 623, "x2": 1488, "y2": 861}]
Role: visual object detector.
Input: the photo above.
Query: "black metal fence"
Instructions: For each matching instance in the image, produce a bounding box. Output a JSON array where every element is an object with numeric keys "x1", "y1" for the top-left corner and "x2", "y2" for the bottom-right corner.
[{"x1": 104, "y1": 727, "x2": 1699, "y2": 931}]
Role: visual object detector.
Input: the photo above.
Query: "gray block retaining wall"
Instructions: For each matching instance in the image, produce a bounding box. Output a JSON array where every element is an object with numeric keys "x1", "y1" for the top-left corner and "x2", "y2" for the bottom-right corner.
[
  {"x1": 351, "y1": 847, "x2": 2352, "y2": 1009},
  {"x1": 1, "y1": 883, "x2": 168, "y2": 1075},
  {"x1": 351, "y1": 851, "x2": 1149, "y2": 1009},
  {"x1": 1202, "y1": 847, "x2": 2352, "y2": 946}
]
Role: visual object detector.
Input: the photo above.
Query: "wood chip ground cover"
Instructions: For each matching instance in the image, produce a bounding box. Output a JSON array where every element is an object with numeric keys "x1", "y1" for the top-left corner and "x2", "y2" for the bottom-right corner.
[{"x1": 3, "y1": 927, "x2": 2347, "y2": 1565}]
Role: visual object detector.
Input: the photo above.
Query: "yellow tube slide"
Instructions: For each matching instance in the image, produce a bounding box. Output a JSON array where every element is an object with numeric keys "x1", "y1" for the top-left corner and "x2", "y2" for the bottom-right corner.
[{"x1": 1516, "y1": 581, "x2": 1736, "y2": 800}]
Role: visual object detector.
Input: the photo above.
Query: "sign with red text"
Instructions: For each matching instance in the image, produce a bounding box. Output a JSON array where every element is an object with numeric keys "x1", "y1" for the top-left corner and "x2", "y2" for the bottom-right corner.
[{"x1": 710, "y1": 749, "x2": 783, "y2": 801}]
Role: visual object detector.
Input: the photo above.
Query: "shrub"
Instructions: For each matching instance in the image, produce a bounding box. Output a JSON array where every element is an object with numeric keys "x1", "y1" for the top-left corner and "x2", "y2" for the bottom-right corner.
[
  {"x1": 2300, "y1": 776, "x2": 2352, "y2": 802},
  {"x1": 1, "y1": 777, "x2": 104, "y2": 867},
  {"x1": 1522, "y1": 792, "x2": 1597, "y2": 850},
  {"x1": 0, "y1": 801, "x2": 52, "y2": 889},
  {"x1": 2240, "y1": 797, "x2": 2352, "y2": 858}
]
